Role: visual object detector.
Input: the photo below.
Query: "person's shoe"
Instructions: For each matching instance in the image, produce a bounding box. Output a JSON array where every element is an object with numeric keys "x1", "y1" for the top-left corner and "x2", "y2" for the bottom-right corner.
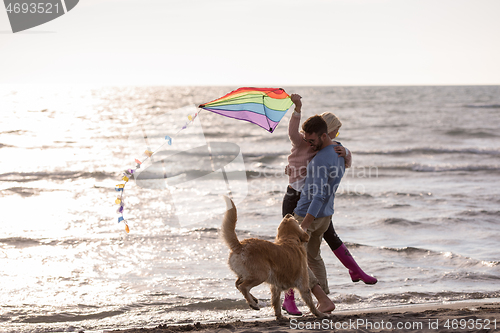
[
  {"x1": 333, "y1": 244, "x2": 377, "y2": 284},
  {"x1": 281, "y1": 289, "x2": 302, "y2": 316}
]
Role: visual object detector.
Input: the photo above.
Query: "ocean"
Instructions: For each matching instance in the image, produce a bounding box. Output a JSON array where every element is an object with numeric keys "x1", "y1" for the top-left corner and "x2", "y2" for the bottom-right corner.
[{"x1": 1, "y1": 85, "x2": 499, "y2": 333}]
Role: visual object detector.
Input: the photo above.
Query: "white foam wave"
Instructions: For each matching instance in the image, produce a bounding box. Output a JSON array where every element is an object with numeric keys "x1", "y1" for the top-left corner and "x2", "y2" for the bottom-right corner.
[
  {"x1": 356, "y1": 147, "x2": 500, "y2": 156},
  {"x1": 376, "y1": 163, "x2": 500, "y2": 173}
]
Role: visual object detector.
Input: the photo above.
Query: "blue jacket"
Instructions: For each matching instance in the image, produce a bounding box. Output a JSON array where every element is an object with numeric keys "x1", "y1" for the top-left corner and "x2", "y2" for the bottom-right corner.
[{"x1": 294, "y1": 144, "x2": 345, "y2": 218}]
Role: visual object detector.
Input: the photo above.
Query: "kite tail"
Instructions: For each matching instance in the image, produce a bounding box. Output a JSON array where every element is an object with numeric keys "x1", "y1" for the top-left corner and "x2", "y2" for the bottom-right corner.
[
  {"x1": 221, "y1": 196, "x2": 242, "y2": 253},
  {"x1": 114, "y1": 109, "x2": 201, "y2": 233}
]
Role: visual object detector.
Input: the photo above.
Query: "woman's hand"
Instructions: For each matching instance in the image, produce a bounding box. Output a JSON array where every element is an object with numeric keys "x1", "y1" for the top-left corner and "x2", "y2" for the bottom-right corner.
[
  {"x1": 291, "y1": 94, "x2": 302, "y2": 112},
  {"x1": 334, "y1": 145, "x2": 346, "y2": 157}
]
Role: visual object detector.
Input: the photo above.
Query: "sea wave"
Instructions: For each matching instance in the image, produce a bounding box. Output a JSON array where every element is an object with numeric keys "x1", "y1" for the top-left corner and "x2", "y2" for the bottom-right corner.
[
  {"x1": 457, "y1": 210, "x2": 500, "y2": 217},
  {"x1": 441, "y1": 271, "x2": 500, "y2": 281},
  {"x1": 375, "y1": 163, "x2": 500, "y2": 173},
  {"x1": 0, "y1": 186, "x2": 40, "y2": 197},
  {"x1": 380, "y1": 246, "x2": 500, "y2": 267},
  {"x1": 366, "y1": 291, "x2": 500, "y2": 304},
  {"x1": 355, "y1": 147, "x2": 500, "y2": 156},
  {"x1": 0, "y1": 236, "x2": 106, "y2": 249},
  {"x1": 0, "y1": 143, "x2": 14, "y2": 149},
  {"x1": 18, "y1": 309, "x2": 126, "y2": 324},
  {"x1": 465, "y1": 103, "x2": 500, "y2": 109},
  {"x1": 0, "y1": 237, "x2": 44, "y2": 248},
  {"x1": 380, "y1": 246, "x2": 433, "y2": 255},
  {"x1": 411, "y1": 164, "x2": 500, "y2": 172},
  {"x1": 378, "y1": 218, "x2": 423, "y2": 227},
  {"x1": 0, "y1": 171, "x2": 116, "y2": 182},
  {"x1": 337, "y1": 192, "x2": 374, "y2": 199},
  {"x1": 444, "y1": 128, "x2": 498, "y2": 138},
  {"x1": 384, "y1": 203, "x2": 412, "y2": 209},
  {"x1": 244, "y1": 153, "x2": 285, "y2": 165}
]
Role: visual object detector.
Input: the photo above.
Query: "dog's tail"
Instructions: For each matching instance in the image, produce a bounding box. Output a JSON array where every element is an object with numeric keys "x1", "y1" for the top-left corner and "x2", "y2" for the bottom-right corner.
[{"x1": 221, "y1": 196, "x2": 243, "y2": 253}]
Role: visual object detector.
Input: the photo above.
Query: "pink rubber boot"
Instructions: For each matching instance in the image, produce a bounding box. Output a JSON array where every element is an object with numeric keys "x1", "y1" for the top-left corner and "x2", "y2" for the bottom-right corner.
[
  {"x1": 333, "y1": 244, "x2": 377, "y2": 284},
  {"x1": 281, "y1": 288, "x2": 302, "y2": 316}
]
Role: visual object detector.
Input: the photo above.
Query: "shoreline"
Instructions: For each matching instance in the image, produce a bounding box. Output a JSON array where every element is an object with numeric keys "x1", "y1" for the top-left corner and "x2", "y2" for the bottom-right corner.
[{"x1": 107, "y1": 300, "x2": 500, "y2": 333}]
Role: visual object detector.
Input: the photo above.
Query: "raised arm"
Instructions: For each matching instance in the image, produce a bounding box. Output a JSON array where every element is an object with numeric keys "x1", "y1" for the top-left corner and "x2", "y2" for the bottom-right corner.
[{"x1": 288, "y1": 94, "x2": 304, "y2": 147}]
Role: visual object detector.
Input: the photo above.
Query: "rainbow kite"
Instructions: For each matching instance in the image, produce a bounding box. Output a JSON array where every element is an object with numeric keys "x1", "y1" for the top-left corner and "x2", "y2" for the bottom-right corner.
[
  {"x1": 115, "y1": 87, "x2": 293, "y2": 233},
  {"x1": 199, "y1": 87, "x2": 293, "y2": 133}
]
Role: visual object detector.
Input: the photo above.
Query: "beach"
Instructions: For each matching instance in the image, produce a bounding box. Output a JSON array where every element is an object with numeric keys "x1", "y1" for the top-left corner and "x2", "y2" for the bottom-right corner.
[
  {"x1": 1, "y1": 85, "x2": 499, "y2": 333},
  {"x1": 112, "y1": 301, "x2": 500, "y2": 333}
]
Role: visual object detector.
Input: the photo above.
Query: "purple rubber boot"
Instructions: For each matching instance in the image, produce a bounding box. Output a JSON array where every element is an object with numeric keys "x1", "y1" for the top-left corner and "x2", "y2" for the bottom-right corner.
[
  {"x1": 333, "y1": 244, "x2": 377, "y2": 284},
  {"x1": 282, "y1": 289, "x2": 302, "y2": 316}
]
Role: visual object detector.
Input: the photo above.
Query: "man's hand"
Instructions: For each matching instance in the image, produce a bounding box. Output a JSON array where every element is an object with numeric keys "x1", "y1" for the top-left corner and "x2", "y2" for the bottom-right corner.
[
  {"x1": 334, "y1": 145, "x2": 346, "y2": 157},
  {"x1": 291, "y1": 94, "x2": 302, "y2": 112},
  {"x1": 300, "y1": 213, "x2": 315, "y2": 232}
]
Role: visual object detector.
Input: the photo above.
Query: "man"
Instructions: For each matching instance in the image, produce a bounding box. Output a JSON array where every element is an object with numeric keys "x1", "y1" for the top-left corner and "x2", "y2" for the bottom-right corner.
[{"x1": 293, "y1": 114, "x2": 345, "y2": 301}]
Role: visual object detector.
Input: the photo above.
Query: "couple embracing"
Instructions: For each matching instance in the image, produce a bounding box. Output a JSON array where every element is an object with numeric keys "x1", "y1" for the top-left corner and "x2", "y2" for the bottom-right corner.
[{"x1": 281, "y1": 94, "x2": 377, "y2": 315}]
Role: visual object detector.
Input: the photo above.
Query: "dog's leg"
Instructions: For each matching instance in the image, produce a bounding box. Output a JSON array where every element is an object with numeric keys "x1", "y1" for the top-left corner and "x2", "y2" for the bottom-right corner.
[
  {"x1": 297, "y1": 285, "x2": 326, "y2": 318},
  {"x1": 236, "y1": 278, "x2": 262, "y2": 310},
  {"x1": 249, "y1": 293, "x2": 258, "y2": 304},
  {"x1": 270, "y1": 285, "x2": 283, "y2": 320},
  {"x1": 237, "y1": 280, "x2": 258, "y2": 304}
]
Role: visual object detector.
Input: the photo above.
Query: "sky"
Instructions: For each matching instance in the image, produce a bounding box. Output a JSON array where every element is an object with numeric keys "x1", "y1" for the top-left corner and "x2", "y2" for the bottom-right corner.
[{"x1": 0, "y1": 0, "x2": 499, "y2": 86}]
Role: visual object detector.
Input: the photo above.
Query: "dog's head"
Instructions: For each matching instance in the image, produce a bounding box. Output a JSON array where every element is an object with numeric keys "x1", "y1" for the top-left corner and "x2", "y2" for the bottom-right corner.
[{"x1": 276, "y1": 214, "x2": 309, "y2": 243}]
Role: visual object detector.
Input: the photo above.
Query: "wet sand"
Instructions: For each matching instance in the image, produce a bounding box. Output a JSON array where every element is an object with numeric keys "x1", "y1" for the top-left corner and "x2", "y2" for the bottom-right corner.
[{"x1": 111, "y1": 301, "x2": 499, "y2": 333}]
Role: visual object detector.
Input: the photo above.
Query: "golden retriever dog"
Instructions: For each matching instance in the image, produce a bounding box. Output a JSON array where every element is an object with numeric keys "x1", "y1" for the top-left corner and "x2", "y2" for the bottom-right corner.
[{"x1": 221, "y1": 196, "x2": 325, "y2": 319}]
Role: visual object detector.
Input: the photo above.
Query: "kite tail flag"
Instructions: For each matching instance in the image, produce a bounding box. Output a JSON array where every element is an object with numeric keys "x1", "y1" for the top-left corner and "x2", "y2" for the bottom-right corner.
[
  {"x1": 114, "y1": 112, "x2": 198, "y2": 233},
  {"x1": 198, "y1": 87, "x2": 293, "y2": 133}
]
